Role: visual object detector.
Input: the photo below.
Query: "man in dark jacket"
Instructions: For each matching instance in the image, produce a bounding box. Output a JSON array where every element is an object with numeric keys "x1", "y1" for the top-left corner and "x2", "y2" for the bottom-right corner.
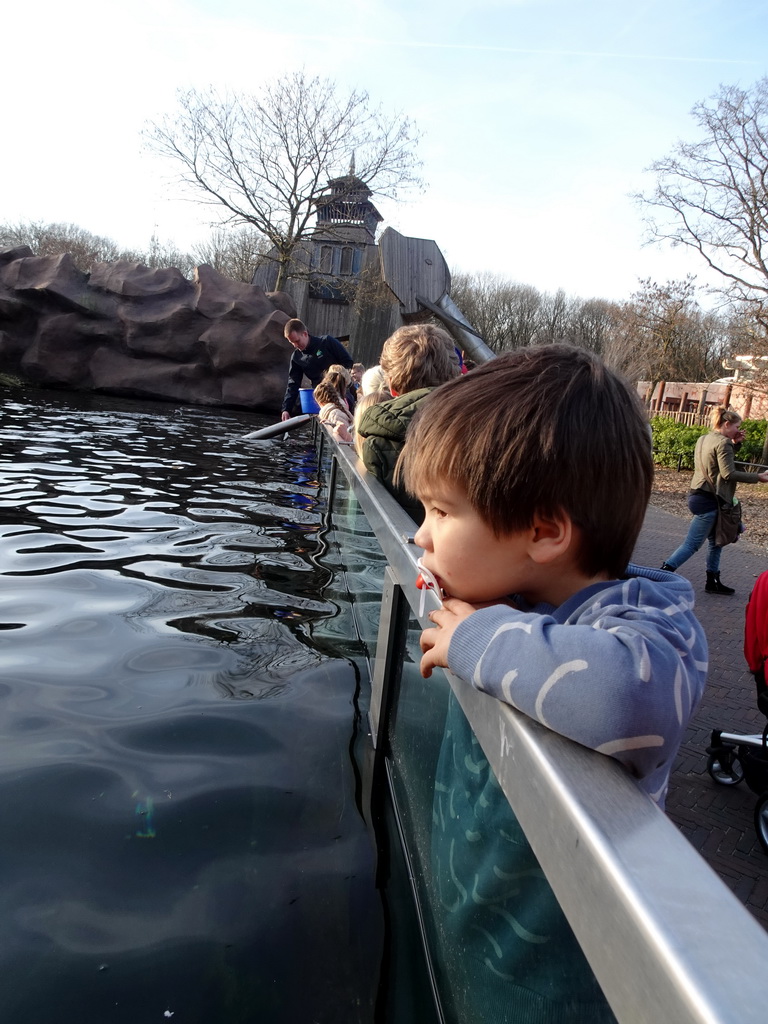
[{"x1": 280, "y1": 318, "x2": 353, "y2": 420}]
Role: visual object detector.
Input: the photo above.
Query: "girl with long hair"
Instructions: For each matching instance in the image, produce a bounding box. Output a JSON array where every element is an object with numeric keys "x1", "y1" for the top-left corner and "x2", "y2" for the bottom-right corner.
[{"x1": 313, "y1": 381, "x2": 354, "y2": 443}]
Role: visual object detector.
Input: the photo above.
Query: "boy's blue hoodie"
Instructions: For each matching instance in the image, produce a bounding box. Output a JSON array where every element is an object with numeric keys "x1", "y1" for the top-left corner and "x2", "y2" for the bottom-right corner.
[{"x1": 429, "y1": 566, "x2": 707, "y2": 1023}]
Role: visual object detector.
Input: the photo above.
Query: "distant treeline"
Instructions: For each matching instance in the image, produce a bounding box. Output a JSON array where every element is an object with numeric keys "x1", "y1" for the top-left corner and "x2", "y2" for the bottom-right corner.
[
  {"x1": 451, "y1": 271, "x2": 757, "y2": 387},
  {"x1": 0, "y1": 221, "x2": 269, "y2": 284}
]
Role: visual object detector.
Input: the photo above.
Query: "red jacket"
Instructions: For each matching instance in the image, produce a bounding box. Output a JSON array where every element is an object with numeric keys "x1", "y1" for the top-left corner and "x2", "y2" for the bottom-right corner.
[{"x1": 744, "y1": 571, "x2": 768, "y2": 673}]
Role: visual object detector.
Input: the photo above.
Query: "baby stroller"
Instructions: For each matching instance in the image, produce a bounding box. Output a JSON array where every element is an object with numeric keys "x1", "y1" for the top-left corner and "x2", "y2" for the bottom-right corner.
[{"x1": 706, "y1": 571, "x2": 768, "y2": 854}]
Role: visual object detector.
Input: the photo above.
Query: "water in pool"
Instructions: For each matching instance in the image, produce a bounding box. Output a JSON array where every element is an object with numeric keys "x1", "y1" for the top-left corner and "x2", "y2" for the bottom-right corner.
[{"x1": 0, "y1": 385, "x2": 385, "y2": 1023}]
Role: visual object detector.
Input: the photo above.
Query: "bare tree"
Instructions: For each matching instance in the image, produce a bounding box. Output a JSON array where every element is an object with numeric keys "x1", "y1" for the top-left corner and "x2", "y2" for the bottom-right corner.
[
  {"x1": 451, "y1": 271, "x2": 514, "y2": 350},
  {"x1": 0, "y1": 220, "x2": 200, "y2": 276},
  {"x1": 617, "y1": 277, "x2": 727, "y2": 396},
  {"x1": 450, "y1": 272, "x2": 545, "y2": 352},
  {"x1": 500, "y1": 284, "x2": 542, "y2": 349},
  {"x1": 564, "y1": 298, "x2": 623, "y2": 356},
  {"x1": 191, "y1": 226, "x2": 270, "y2": 283},
  {"x1": 145, "y1": 233, "x2": 197, "y2": 277},
  {"x1": 535, "y1": 288, "x2": 574, "y2": 345},
  {"x1": 637, "y1": 78, "x2": 768, "y2": 322},
  {"x1": 0, "y1": 221, "x2": 143, "y2": 271},
  {"x1": 451, "y1": 276, "x2": 615, "y2": 353},
  {"x1": 144, "y1": 74, "x2": 421, "y2": 292}
]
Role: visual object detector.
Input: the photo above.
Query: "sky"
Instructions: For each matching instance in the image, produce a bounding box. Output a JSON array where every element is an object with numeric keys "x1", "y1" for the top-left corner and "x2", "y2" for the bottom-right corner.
[{"x1": 3, "y1": 0, "x2": 767, "y2": 303}]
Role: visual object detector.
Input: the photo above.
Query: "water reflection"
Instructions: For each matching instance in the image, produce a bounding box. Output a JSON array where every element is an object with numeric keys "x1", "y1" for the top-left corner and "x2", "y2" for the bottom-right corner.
[{"x1": 0, "y1": 386, "x2": 381, "y2": 1022}]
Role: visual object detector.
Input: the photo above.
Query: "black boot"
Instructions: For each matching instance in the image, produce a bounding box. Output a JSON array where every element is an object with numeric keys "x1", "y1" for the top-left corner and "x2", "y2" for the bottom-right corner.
[
  {"x1": 660, "y1": 562, "x2": 676, "y2": 572},
  {"x1": 705, "y1": 571, "x2": 735, "y2": 595}
]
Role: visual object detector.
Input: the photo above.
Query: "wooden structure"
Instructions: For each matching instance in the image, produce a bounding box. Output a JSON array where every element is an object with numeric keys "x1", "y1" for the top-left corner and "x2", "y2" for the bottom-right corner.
[
  {"x1": 377, "y1": 229, "x2": 449, "y2": 316},
  {"x1": 252, "y1": 166, "x2": 387, "y2": 356},
  {"x1": 252, "y1": 169, "x2": 493, "y2": 368}
]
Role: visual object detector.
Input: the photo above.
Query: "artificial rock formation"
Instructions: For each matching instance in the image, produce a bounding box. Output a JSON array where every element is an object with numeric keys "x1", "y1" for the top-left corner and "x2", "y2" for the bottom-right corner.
[{"x1": 0, "y1": 247, "x2": 297, "y2": 411}]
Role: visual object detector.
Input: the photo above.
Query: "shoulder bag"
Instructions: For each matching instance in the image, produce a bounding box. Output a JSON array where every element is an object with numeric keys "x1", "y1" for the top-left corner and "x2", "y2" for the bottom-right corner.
[
  {"x1": 714, "y1": 497, "x2": 743, "y2": 546},
  {"x1": 702, "y1": 449, "x2": 743, "y2": 546}
]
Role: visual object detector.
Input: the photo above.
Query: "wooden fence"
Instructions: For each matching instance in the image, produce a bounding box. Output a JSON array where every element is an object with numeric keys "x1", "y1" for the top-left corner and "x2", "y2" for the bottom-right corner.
[{"x1": 649, "y1": 409, "x2": 710, "y2": 427}]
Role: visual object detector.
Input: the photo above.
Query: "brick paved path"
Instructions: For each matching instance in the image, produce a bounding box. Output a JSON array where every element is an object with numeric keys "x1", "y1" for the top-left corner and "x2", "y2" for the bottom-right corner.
[{"x1": 635, "y1": 506, "x2": 768, "y2": 928}]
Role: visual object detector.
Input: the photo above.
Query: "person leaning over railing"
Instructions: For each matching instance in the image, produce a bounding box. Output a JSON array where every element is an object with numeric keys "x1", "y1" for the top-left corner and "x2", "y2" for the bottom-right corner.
[
  {"x1": 356, "y1": 324, "x2": 460, "y2": 522},
  {"x1": 280, "y1": 318, "x2": 353, "y2": 421},
  {"x1": 313, "y1": 381, "x2": 354, "y2": 443},
  {"x1": 322, "y1": 363, "x2": 357, "y2": 415},
  {"x1": 660, "y1": 405, "x2": 768, "y2": 594},
  {"x1": 396, "y1": 346, "x2": 708, "y2": 1024}
]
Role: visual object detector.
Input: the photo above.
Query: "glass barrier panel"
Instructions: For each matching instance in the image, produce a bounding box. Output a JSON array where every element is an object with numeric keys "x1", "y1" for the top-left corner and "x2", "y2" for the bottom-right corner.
[
  {"x1": 317, "y1": 467, "x2": 440, "y2": 1022},
  {"x1": 387, "y1": 613, "x2": 617, "y2": 1024},
  {"x1": 324, "y1": 473, "x2": 388, "y2": 668}
]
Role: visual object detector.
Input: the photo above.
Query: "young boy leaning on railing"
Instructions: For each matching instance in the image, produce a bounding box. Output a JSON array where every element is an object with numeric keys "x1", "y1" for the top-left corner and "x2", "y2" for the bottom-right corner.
[{"x1": 396, "y1": 345, "x2": 708, "y2": 1023}]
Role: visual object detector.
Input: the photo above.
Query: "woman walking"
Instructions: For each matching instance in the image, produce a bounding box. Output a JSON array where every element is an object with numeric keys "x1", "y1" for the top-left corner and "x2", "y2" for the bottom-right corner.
[{"x1": 661, "y1": 407, "x2": 768, "y2": 594}]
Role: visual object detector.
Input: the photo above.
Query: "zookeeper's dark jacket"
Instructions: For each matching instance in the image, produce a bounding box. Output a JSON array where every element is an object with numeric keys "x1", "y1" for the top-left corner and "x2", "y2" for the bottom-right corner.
[{"x1": 281, "y1": 334, "x2": 353, "y2": 414}]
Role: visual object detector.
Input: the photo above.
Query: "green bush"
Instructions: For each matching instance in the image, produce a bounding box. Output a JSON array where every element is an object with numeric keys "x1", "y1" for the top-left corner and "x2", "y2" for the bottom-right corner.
[
  {"x1": 650, "y1": 417, "x2": 707, "y2": 469},
  {"x1": 739, "y1": 419, "x2": 768, "y2": 464},
  {"x1": 650, "y1": 416, "x2": 768, "y2": 470}
]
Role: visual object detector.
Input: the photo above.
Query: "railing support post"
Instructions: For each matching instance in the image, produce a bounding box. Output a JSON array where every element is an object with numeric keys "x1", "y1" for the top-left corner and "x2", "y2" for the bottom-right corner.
[
  {"x1": 369, "y1": 567, "x2": 407, "y2": 751},
  {"x1": 326, "y1": 452, "x2": 338, "y2": 510}
]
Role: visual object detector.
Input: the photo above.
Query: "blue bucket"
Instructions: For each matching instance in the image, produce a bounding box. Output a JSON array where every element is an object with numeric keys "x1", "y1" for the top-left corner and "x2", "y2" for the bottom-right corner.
[{"x1": 299, "y1": 388, "x2": 320, "y2": 414}]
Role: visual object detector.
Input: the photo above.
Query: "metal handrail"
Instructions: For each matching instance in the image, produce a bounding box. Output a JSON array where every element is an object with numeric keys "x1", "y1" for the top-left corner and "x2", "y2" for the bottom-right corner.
[{"x1": 321, "y1": 426, "x2": 768, "y2": 1024}]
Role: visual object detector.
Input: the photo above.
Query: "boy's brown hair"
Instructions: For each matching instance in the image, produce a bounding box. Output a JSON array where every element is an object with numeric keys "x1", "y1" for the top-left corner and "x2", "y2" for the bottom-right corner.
[
  {"x1": 398, "y1": 345, "x2": 654, "y2": 578},
  {"x1": 380, "y1": 324, "x2": 460, "y2": 395}
]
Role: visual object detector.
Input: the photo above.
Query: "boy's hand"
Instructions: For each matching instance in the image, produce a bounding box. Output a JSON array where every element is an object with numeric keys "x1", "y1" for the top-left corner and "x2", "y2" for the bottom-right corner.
[{"x1": 419, "y1": 598, "x2": 478, "y2": 678}]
